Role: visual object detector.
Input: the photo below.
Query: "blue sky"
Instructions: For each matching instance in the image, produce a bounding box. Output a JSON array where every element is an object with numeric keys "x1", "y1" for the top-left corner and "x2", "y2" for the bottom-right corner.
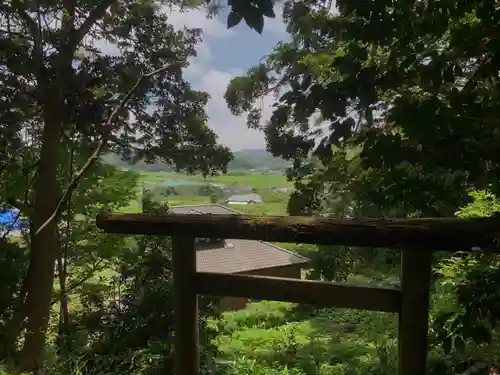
[{"x1": 167, "y1": 6, "x2": 289, "y2": 150}]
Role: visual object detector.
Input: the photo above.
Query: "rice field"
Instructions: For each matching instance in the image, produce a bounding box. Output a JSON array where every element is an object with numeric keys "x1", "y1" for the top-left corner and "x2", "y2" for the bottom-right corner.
[{"x1": 139, "y1": 171, "x2": 292, "y2": 189}]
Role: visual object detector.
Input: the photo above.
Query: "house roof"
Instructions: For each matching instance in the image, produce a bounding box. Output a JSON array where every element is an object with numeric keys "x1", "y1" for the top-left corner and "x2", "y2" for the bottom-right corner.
[
  {"x1": 169, "y1": 204, "x2": 310, "y2": 274},
  {"x1": 227, "y1": 193, "x2": 263, "y2": 202}
]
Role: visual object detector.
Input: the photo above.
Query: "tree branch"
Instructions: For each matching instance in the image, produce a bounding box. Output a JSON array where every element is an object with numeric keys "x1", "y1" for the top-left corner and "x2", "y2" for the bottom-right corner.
[
  {"x1": 62, "y1": 0, "x2": 76, "y2": 46},
  {"x1": 35, "y1": 64, "x2": 172, "y2": 236},
  {"x1": 51, "y1": 260, "x2": 105, "y2": 306},
  {"x1": 6, "y1": 3, "x2": 38, "y2": 39},
  {"x1": 4, "y1": 2, "x2": 46, "y2": 87},
  {"x1": 71, "y1": 0, "x2": 115, "y2": 52}
]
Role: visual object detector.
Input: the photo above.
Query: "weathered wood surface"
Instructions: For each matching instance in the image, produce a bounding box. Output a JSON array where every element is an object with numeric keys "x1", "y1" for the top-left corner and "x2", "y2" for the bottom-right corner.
[
  {"x1": 195, "y1": 272, "x2": 401, "y2": 313},
  {"x1": 398, "y1": 249, "x2": 432, "y2": 375},
  {"x1": 172, "y1": 236, "x2": 199, "y2": 375},
  {"x1": 96, "y1": 212, "x2": 500, "y2": 251}
]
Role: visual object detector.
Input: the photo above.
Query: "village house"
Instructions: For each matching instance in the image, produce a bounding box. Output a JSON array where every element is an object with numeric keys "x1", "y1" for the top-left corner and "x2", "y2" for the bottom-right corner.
[
  {"x1": 224, "y1": 185, "x2": 253, "y2": 194},
  {"x1": 226, "y1": 193, "x2": 264, "y2": 205},
  {"x1": 169, "y1": 204, "x2": 311, "y2": 310}
]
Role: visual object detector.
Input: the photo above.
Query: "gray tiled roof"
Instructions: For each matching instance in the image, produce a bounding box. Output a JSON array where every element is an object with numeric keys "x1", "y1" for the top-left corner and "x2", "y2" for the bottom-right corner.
[
  {"x1": 169, "y1": 204, "x2": 235, "y2": 215},
  {"x1": 169, "y1": 204, "x2": 310, "y2": 273},
  {"x1": 226, "y1": 193, "x2": 263, "y2": 202}
]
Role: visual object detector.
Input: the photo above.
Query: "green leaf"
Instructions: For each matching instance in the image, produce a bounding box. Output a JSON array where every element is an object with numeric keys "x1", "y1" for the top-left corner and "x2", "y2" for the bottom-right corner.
[
  {"x1": 243, "y1": 12, "x2": 264, "y2": 34},
  {"x1": 279, "y1": 91, "x2": 298, "y2": 104},
  {"x1": 300, "y1": 73, "x2": 312, "y2": 90},
  {"x1": 93, "y1": 87, "x2": 108, "y2": 99},
  {"x1": 450, "y1": 317, "x2": 461, "y2": 331},
  {"x1": 442, "y1": 336, "x2": 452, "y2": 354},
  {"x1": 461, "y1": 320, "x2": 474, "y2": 339},
  {"x1": 470, "y1": 326, "x2": 491, "y2": 344},
  {"x1": 454, "y1": 336, "x2": 465, "y2": 352},
  {"x1": 227, "y1": 11, "x2": 243, "y2": 29},
  {"x1": 258, "y1": 0, "x2": 275, "y2": 18},
  {"x1": 335, "y1": 49, "x2": 346, "y2": 58},
  {"x1": 400, "y1": 53, "x2": 417, "y2": 71}
]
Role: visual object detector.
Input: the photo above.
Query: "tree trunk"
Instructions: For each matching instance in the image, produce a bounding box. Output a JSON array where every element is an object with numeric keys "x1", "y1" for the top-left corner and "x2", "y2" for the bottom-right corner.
[
  {"x1": 56, "y1": 143, "x2": 74, "y2": 357},
  {"x1": 56, "y1": 249, "x2": 70, "y2": 356},
  {"x1": 0, "y1": 270, "x2": 30, "y2": 358},
  {"x1": 17, "y1": 113, "x2": 61, "y2": 372}
]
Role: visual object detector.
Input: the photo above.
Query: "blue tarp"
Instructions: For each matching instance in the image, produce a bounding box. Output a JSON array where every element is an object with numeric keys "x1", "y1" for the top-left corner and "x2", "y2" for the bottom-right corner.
[{"x1": 0, "y1": 209, "x2": 29, "y2": 230}]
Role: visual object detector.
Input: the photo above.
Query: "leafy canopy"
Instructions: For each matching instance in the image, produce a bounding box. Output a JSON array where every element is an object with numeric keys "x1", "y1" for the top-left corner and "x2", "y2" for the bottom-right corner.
[
  {"x1": 0, "y1": 0, "x2": 235, "y2": 369},
  {"x1": 224, "y1": 0, "x2": 500, "y2": 215},
  {"x1": 207, "y1": 0, "x2": 277, "y2": 33},
  {"x1": 0, "y1": 0, "x2": 233, "y2": 186}
]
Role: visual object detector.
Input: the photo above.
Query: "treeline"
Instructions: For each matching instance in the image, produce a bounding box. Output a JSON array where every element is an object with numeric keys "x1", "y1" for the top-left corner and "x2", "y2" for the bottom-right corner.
[
  {"x1": 229, "y1": 150, "x2": 292, "y2": 171},
  {"x1": 101, "y1": 153, "x2": 177, "y2": 173},
  {"x1": 102, "y1": 150, "x2": 291, "y2": 173}
]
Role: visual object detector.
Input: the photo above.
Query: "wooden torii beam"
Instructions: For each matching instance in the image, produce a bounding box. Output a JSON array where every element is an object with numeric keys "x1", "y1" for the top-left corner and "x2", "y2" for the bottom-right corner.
[
  {"x1": 96, "y1": 213, "x2": 500, "y2": 375},
  {"x1": 97, "y1": 213, "x2": 500, "y2": 252}
]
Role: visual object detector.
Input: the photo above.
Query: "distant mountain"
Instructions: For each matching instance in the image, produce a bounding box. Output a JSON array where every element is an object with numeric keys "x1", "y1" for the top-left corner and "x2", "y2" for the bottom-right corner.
[
  {"x1": 229, "y1": 149, "x2": 291, "y2": 171},
  {"x1": 237, "y1": 149, "x2": 272, "y2": 157},
  {"x1": 101, "y1": 153, "x2": 176, "y2": 172},
  {"x1": 102, "y1": 149, "x2": 291, "y2": 172}
]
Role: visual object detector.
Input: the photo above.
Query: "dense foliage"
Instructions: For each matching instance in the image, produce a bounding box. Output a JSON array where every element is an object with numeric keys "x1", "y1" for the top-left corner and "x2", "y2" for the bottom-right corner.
[
  {"x1": 0, "y1": 0, "x2": 231, "y2": 371},
  {"x1": 1, "y1": 0, "x2": 500, "y2": 374},
  {"x1": 103, "y1": 149, "x2": 292, "y2": 172},
  {"x1": 223, "y1": 0, "x2": 500, "y2": 372},
  {"x1": 225, "y1": 0, "x2": 500, "y2": 217}
]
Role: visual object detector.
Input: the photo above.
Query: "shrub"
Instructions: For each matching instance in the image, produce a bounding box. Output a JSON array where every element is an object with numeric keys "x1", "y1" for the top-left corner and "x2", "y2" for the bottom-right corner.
[{"x1": 223, "y1": 358, "x2": 305, "y2": 375}]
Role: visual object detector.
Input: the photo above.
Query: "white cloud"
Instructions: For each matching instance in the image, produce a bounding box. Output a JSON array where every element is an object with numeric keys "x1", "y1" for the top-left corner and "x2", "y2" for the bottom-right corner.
[
  {"x1": 164, "y1": 6, "x2": 237, "y2": 39},
  {"x1": 91, "y1": 39, "x2": 120, "y2": 56},
  {"x1": 264, "y1": 2, "x2": 287, "y2": 35},
  {"x1": 193, "y1": 68, "x2": 276, "y2": 150},
  {"x1": 168, "y1": 6, "x2": 285, "y2": 150},
  {"x1": 164, "y1": 3, "x2": 287, "y2": 38},
  {"x1": 93, "y1": 4, "x2": 287, "y2": 151}
]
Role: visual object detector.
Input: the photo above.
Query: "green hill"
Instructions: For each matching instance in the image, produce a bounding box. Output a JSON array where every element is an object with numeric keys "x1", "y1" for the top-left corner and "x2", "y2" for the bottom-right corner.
[
  {"x1": 102, "y1": 149, "x2": 291, "y2": 172},
  {"x1": 229, "y1": 149, "x2": 291, "y2": 171}
]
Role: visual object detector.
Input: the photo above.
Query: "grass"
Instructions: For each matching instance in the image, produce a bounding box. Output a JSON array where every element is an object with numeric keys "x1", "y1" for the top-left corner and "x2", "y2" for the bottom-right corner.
[
  {"x1": 119, "y1": 195, "x2": 214, "y2": 213},
  {"x1": 117, "y1": 172, "x2": 307, "y2": 257},
  {"x1": 228, "y1": 202, "x2": 288, "y2": 216},
  {"x1": 139, "y1": 171, "x2": 293, "y2": 189},
  {"x1": 118, "y1": 170, "x2": 303, "y2": 258},
  {"x1": 211, "y1": 300, "x2": 398, "y2": 374},
  {"x1": 121, "y1": 198, "x2": 290, "y2": 215},
  {"x1": 119, "y1": 171, "x2": 294, "y2": 214}
]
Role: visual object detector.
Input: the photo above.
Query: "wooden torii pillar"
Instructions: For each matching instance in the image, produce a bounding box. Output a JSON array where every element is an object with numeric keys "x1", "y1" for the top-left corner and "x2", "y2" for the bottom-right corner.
[{"x1": 97, "y1": 213, "x2": 500, "y2": 375}]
